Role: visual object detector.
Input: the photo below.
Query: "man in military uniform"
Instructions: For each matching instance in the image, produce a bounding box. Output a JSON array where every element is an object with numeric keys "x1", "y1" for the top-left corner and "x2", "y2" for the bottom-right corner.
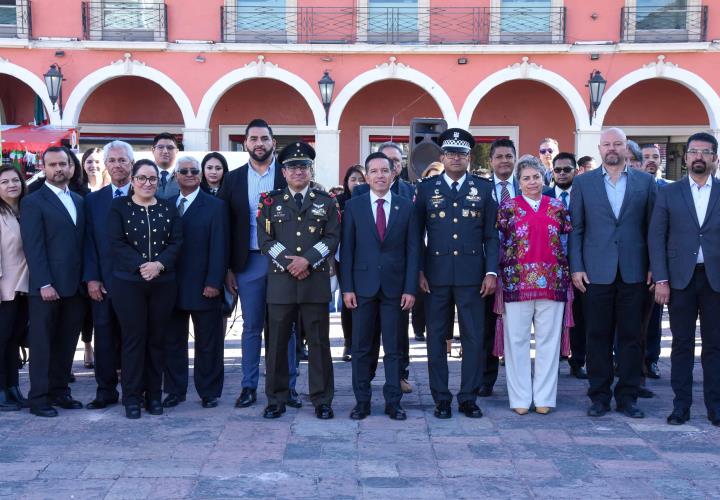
[
  {"x1": 258, "y1": 141, "x2": 340, "y2": 420},
  {"x1": 415, "y1": 128, "x2": 499, "y2": 419}
]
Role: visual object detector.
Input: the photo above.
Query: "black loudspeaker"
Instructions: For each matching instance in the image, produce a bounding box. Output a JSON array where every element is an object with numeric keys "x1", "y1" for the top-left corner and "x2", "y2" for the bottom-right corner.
[{"x1": 408, "y1": 118, "x2": 447, "y2": 181}]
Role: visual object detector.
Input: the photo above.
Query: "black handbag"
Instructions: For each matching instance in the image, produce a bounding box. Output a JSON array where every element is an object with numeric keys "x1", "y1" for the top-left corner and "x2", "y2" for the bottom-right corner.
[{"x1": 221, "y1": 286, "x2": 238, "y2": 318}]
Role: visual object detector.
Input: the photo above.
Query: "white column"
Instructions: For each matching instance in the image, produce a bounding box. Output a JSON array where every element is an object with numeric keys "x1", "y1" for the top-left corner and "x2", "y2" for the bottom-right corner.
[
  {"x1": 182, "y1": 128, "x2": 211, "y2": 152},
  {"x1": 314, "y1": 128, "x2": 341, "y2": 189},
  {"x1": 574, "y1": 129, "x2": 602, "y2": 160}
]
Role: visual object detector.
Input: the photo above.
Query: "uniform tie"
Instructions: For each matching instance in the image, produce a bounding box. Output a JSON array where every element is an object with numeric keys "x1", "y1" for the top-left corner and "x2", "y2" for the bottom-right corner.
[
  {"x1": 560, "y1": 191, "x2": 569, "y2": 208},
  {"x1": 376, "y1": 199, "x2": 386, "y2": 241},
  {"x1": 451, "y1": 181, "x2": 459, "y2": 196},
  {"x1": 178, "y1": 197, "x2": 187, "y2": 216},
  {"x1": 160, "y1": 170, "x2": 168, "y2": 189},
  {"x1": 294, "y1": 192, "x2": 303, "y2": 210},
  {"x1": 500, "y1": 181, "x2": 511, "y2": 204},
  {"x1": 114, "y1": 188, "x2": 123, "y2": 198}
]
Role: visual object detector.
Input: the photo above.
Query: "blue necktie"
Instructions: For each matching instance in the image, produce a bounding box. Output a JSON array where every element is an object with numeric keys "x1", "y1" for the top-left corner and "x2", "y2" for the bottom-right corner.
[
  {"x1": 114, "y1": 188, "x2": 123, "y2": 198},
  {"x1": 160, "y1": 171, "x2": 168, "y2": 189},
  {"x1": 560, "y1": 191, "x2": 569, "y2": 208}
]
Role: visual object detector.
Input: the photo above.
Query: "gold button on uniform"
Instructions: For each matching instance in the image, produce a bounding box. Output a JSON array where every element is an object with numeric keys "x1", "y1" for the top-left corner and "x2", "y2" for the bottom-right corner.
[
  {"x1": 297, "y1": 217, "x2": 302, "y2": 221},
  {"x1": 296, "y1": 232, "x2": 301, "y2": 236},
  {"x1": 453, "y1": 202, "x2": 458, "y2": 207},
  {"x1": 453, "y1": 218, "x2": 458, "y2": 223},
  {"x1": 296, "y1": 247, "x2": 302, "y2": 252},
  {"x1": 453, "y1": 250, "x2": 459, "y2": 256},
  {"x1": 453, "y1": 234, "x2": 458, "y2": 239}
]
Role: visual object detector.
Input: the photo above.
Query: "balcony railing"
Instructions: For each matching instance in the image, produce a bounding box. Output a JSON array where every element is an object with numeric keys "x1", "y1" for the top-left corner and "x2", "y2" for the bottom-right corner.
[
  {"x1": 82, "y1": 1, "x2": 167, "y2": 42},
  {"x1": 621, "y1": 5, "x2": 707, "y2": 43},
  {"x1": 0, "y1": 0, "x2": 31, "y2": 39},
  {"x1": 220, "y1": 6, "x2": 566, "y2": 45}
]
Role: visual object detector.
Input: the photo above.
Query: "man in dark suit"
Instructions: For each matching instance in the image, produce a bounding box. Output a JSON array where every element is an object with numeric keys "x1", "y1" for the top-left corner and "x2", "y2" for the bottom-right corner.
[
  {"x1": 153, "y1": 132, "x2": 180, "y2": 200},
  {"x1": 649, "y1": 132, "x2": 720, "y2": 426},
  {"x1": 569, "y1": 127, "x2": 657, "y2": 419},
  {"x1": 342, "y1": 151, "x2": 420, "y2": 421},
  {"x1": 542, "y1": 152, "x2": 587, "y2": 380},
  {"x1": 83, "y1": 140, "x2": 134, "y2": 409},
  {"x1": 416, "y1": 128, "x2": 499, "y2": 419},
  {"x1": 219, "y1": 119, "x2": 299, "y2": 409},
  {"x1": 164, "y1": 156, "x2": 229, "y2": 409},
  {"x1": 20, "y1": 146, "x2": 86, "y2": 417}
]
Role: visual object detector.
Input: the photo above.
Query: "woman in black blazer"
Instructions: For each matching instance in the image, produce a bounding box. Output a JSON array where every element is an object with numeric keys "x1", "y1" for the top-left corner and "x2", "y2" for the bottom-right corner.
[
  {"x1": 107, "y1": 159, "x2": 182, "y2": 419},
  {"x1": 200, "y1": 152, "x2": 228, "y2": 196}
]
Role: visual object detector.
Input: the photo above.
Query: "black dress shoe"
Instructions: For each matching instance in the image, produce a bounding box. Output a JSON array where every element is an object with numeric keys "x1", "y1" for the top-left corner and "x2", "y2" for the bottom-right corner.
[
  {"x1": 50, "y1": 395, "x2": 83, "y2": 409},
  {"x1": 287, "y1": 390, "x2": 302, "y2": 409},
  {"x1": 162, "y1": 394, "x2": 186, "y2": 408},
  {"x1": 125, "y1": 405, "x2": 141, "y2": 419},
  {"x1": 710, "y1": 417, "x2": 720, "y2": 427},
  {"x1": 263, "y1": 404, "x2": 286, "y2": 419},
  {"x1": 646, "y1": 361, "x2": 661, "y2": 379},
  {"x1": 638, "y1": 387, "x2": 655, "y2": 399},
  {"x1": 315, "y1": 404, "x2": 334, "y2": 419},
  {"x1": 477, "y1": 385, "x2": 493, "y2": 397},
  {"x1": 414, "y1": 332, "x2": 426, "y2": 342},
  {"x1": 7, "y1": 386, "x2": 29, "y2": 408},
  {"x1": 69, "y1": 373, "x2": 76, "y2": 383},
  {"x1": 385, "y1": 403, "x2": 407, "y2": 421},
  {"x1": 30, "y1": 406, "x2": 58, "y2": 418},
  {"x1": 667, "y1": 408, "x2": 690, "y2": 425},
  {"x1": 350, "y1": 402, "x2": 371, "y2": 420},
  {"x1": 86, "y1": 399, "x2": 114, "y2": 410},
  {"x1": 299, "y1": 345, "x2": 309, "y2": 361},
  {"x1": 0, "y1": 391, "x2": 20, "y2": 411},
  {"x1": 234, "y1": 388, "x2": 257, "y2": 408},
  {"x1": 570, "y1": 365, "x2": 588, "y2": 379},
  {"x1": 434, "y1": 401, "x2": 452, "y2": 419},
  {"x1": 459, "y1": 401, "x2": 483, "y2": 418},
  {"x1": 616, "y1": 402, "x2": 645, "y2": 419},
  {"x1": 145, "y1": 399, "x2": 163, "y2": 415},
  {"x1": 342, "y1": 347, "x2": 351, "y2": 362},
  {"x1": 201, "y1": 397, "x2": 219, "y2": 408},
  {"x1": 587, "y1": 401, "x2": 610, "y2": 417}
]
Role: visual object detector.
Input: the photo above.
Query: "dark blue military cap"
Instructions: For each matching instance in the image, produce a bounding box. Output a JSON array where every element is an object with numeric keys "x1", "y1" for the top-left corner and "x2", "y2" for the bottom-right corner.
[
  {"x1": 438, "y1": 128, "x2": 475, "y2": 153},
  {"x1": 278, "y1": 141, "x2": 315, "y2": 166}
]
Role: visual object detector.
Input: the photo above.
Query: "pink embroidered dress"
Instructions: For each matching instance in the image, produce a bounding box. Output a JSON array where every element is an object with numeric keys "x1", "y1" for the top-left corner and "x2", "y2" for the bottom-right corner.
[{"x1": 493, "y1": 195, "x2": 574, "y2": 356}]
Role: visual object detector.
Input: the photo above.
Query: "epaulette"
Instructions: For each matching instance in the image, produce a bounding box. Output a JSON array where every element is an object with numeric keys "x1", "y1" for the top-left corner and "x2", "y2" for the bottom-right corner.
[
  {"x1": 309, "y1": 187, "x2": 332, "y2": 199},
  {"x1": 469, "y1": 173, "x2": 492, "y2": 183},
  {"x1": 262, "y1": 188, "x2": 284, "y2": 198}
]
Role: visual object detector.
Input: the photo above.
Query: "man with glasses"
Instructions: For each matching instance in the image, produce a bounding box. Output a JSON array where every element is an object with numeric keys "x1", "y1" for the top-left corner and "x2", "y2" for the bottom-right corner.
[
  {"x1": 538, "y1": 138, "x2": 559, "y2": 186},
  {"x1": 258, "y1": 142, "x2": 340, "y2": 420},
  {"x1": 163, "y1": 156, "x2": 228, "y2": 409},
  {"x1": 153, "y1": 132, "x2": 180, "y2": 199},
  {"x1": 83, "y1": 141, "x2": 134, "y2": 410}
]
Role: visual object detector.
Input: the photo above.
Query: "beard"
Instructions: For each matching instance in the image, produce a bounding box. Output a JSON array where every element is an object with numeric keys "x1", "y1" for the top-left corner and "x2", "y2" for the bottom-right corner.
[
  {"x1": 691, "y1": 161, "x2": 709, "y2": 175},
  {"x1": 555, "y1": 180, "x2": 573, "y2": 190},
  {"x1": 603, "y1": 152, "x2": 622, "y2": 166},
  {"x1": 249, "y1": 147, "x2": 273, "y2": 163}
]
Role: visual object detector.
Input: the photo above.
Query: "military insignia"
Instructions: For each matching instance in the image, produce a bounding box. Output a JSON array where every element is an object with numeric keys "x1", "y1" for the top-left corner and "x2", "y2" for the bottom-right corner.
[
  {"x1": 309, "y1": 191, "x2": 316, "y2": 199},
  {"x1": 435, "y1": 180, "x2": 441, "y2": 185},
  {"x1": 453, "y1": 131, "x2": 459, "y2": 139},
  {"x1": 311, "y1": 203, "x2": 326, "y2": 217},
  {"x1": 266, "y1": 219, "x2": 271, "y2": 233},
  {"x1": 439, "y1": 211, "x2": 446, "y2": 218},
  {"x1": 394, "y1": 205, "x2": 399, "y2": 210},
  {"x1": 469, "y1": 187, "x2": 478, "y2": 196},
  {"x1": 309, "y1": 226, "x2": 317, "y2": 233},
  {"x1": 434, "y1": 189, "x2": 440, "y2": 195},
  {"x1": 284, "y1": 194, "x2": 289, "y2": 200},
  {"x1": 430, "y1": 213, "x2": 436, "y2": 219},
  {"x1": 471, "y1": 210, "x2": 477, "y2": 217},
  {"x1": 462, "y1": 209, "x2": 470, "y2": 217},
  {"x1": 276, "y1": 205, "x2": 282, "y2": 211}
]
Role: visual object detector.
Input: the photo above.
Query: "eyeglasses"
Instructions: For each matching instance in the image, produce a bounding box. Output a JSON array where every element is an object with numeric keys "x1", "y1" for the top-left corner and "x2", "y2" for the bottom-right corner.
[
  {"x1": 553, "y1": 167, "x2": 574, "y2": 174},
  {"x1": 539, "y1": 148, "x2": 555, "y2": 155},
  {"x1": 178, "y1": 168, "x2": 200, "y2": 176},
  {"x1": 443, "y1": 151, "x2": 470, "y2": 159},
  {"x1": 106, "y1": 158, "x2": 130, "y2": 165},
  {"x1": 133, "y1": 175, "x2": 158, "y2": 185},
  {"x1": 285, "y1": 164, "x2": 310, "y2": 172},
  {"x1": 153, "y1": 145, "x2": 177, "y2": 151},
  {"x1": 687, "y1": 149, "x2": 715, "y2": 157}
]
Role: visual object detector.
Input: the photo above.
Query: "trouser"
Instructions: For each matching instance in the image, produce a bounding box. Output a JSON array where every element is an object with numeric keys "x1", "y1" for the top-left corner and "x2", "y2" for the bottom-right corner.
[
  {"x1": 482, "y1": 293, "x2": 500, "y2": 389},
  {"x1": 80, "y1": 296, "x2": 93, "y2": 344},
  {"x1": 164, "y1": 306, "x2": 225, "y2": 399},
  {"x1": 27, "y1": 294, "x2": 84, "y2": 409},
  {"x1": 645, "y1": 303, "x2": 663, "y2": 365},
  {"x1": 0, "y1": 295, "x2": 27, "y2": 390},
  {"x1": 90, "y1": 296, "x2": 121, "y2": 402},
  {"x1": 266, "y1": 303, "x2": 333, "y2": 407},
  {"x1": 503, "y1": 300, "x2": 564, "y2": 408},
  {"x1": 426, "y1": 285, "x2": 485, "y2": 404},
  {"x1": 351, "y1": 290, "x2": 403, "y2": 404},
  {"x1": 568, "y1": 285, "x2": 586, "y2": 368},
  {"x1": 112, "y1": 279, "x2": 176, "y2": 406}
]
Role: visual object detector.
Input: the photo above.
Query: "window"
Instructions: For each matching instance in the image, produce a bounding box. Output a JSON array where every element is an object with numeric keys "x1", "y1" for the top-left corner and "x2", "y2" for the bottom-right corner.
[
  {"x1": 636, "y1": 0, "x2": 686, "y2": 31},
  {"x1": 85, "y1": 0, "x2": 166, "y2": 42},
  {"x1": 367, "y1": 0, "x2": 418, "y2": 43},
  {"x1": 492, "y1": 0, "x2": 564, "y2": 44},
  {"x1": 623, "y1": 0, "x2": 705, "y2": 43},
  {"x1": 0, "y1": 0, "x2": 30, "y2": 39},
  {"x1": 236, "y1": 0, "x2": 285, "y2": 36}
]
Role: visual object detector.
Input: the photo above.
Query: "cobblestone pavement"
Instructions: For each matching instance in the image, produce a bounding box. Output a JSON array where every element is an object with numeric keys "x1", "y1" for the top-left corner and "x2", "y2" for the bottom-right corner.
[{"x1": 1, "y1": 313, "x2": 719, "y2": 499}]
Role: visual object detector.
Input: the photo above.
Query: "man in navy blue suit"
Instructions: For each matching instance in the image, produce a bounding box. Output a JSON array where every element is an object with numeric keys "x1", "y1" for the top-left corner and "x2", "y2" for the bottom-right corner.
[
  {"x1": 342, "y1": 152, "x2": 420, "y2": 420},
  {"x1": 164, "y1": 156, "x2": 229, "y2": 409},
  {"x1": 84, "y1": 140, "x2": 134, "y2": 409}
]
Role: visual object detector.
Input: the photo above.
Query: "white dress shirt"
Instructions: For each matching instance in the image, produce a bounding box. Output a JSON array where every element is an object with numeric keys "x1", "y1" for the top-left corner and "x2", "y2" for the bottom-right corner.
[
  {"x1": 443, "y1": 172, "x2": 466, "y2": 190},
  {"x1": 522, "y1": 195, "x2": 541, "y2": 212},
  {"x1": 369, "y1": 190, "x2": 392, "y2": 225},
  {"x1": 554, "y1": 185, "x2": 572, "y2": 208},
  {"x1": 493, "y1": 175, "x2": 516, "y2": 200},
  {"x1": 176, "y1": 187, "x2": 200, "y2": 212},
  {"x1": 690, "y1": 176, "x2": 712, "y2": 263},
  {"x1": 111, "y1": 182, "x2": 131, "y2": 198},
  {"x1": 288, "y1": 184, "x2": 310, "y2": 201},
  {"x1": 45, "y1": 182, "x2": 77, "y2": 225}
]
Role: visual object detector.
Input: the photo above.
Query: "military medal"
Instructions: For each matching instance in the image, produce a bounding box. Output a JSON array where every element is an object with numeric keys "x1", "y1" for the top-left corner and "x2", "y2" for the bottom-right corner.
[
  {"x1": 439, "y1": 211, "x2": 446, "y2": 218},
  {"x1": 309, "y1": 226, "x2": 317, "y2": 233},
  {"x1": 469, "y1": 187, "x2": 478, "y2": 196}
]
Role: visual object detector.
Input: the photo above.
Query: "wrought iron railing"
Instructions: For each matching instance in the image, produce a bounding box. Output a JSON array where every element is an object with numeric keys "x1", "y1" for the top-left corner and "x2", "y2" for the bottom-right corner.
[
  {"x1": 0, "y1": 0, "x2": 31, "y2": 39},
  {"x1": 82, "y1": 1, "x2": 167, "y2": 42},
  {"x1": 220, "y1": 6, "x2": 566, "y2": 45},
  {"x1": 621, "y1": 5, "x2": 707, "y2": 43}
]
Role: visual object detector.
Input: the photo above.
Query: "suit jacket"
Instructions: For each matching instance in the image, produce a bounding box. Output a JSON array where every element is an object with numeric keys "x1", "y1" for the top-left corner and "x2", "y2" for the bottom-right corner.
[
  {"x1": 649, "y1": 176, "x2": 720, "y2": 292},
  {"x1": 83, "y1": 185, "x2": 117, "y2": 292},
  {"x1": 218, "y1": 162, "x2": 286, "y2": 273},
  {"x1": 568, "y1": 166, "x2": 657, "y2": 285},
  {"x1": 155, "y1": 171, "x2": 180, "y2": 199},
  {"x1": 353, "y1": 178, "x2": 415, "y2": 200},
  {"x1": 171, "y1": 190, "x2": 229, "y2": 310},
  {"x1": 340, "y1": 192, "x2": 419, "y2": 298},
  {"x1": 0, "y1": 210, "x2": 29, "y2": 301},
  {"x1": 20, "y1": 184, "x2": 85, "y2": 297}
]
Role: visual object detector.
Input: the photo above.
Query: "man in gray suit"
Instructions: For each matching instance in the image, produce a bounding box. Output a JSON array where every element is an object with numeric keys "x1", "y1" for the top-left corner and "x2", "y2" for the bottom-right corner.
[
  {"x1": 152, "y1": 132, "x2": 180, "y2": 199},
  {"x1": 569, "y1": 127, "x2": 657, "y2": 419},
  {"x1": 649, "y1": 132, "x2": 720, "y2": 427}
]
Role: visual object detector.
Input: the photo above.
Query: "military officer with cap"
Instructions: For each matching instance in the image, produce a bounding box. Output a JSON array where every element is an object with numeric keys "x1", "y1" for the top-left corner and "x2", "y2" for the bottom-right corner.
[
  {"x1": 258, "y1": 141, "x2": 340, "y2": 420},
  {"x1": 415, "y1": 127, "x2": 499, "y2": 419}
]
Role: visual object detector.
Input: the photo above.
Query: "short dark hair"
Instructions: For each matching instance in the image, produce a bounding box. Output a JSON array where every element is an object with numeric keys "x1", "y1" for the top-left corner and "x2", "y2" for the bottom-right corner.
[
  {"x1": 132, "y1": 159, "x2": 160, "y2": 177},
  {"x1": 552, "y1": 152, "x2": 577, "y2": 168},
  {"x1": 365, "y1": 152, "x2": 393, "y2": 171},
  {"x1": 41, "y1": 145, "x2": 72, "y2": 166},
  {"x1": 640, "y1": 143, "x2": 660, "y2": 151},
  {"x1": 489, "y1": 138, "x2": 516, "y2": 159},
  {"x1": 577, "y1": 156, "x2": 594, "y2": 168},
  {"x1": 342, "y1": 164, "x2": 365, "y2": 193},
  {"x1": 686, "y1": 132, "x2": 718, "y2": 155},
  {"x1": 153, "y1": 132, "x2": 178, "y2": 147},
  {"x1": 245, "y1": 118, "x2": 273, "y2": 138},
  {"x1": 0, "y1": 166, "x2": 27, "y2": 216}
]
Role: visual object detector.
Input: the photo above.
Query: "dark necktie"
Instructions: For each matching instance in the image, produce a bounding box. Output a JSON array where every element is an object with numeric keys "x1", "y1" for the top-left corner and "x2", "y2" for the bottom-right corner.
[
  {"x1": 294, "y1": 192, "x2": 303, "y2": 210},
  {"x1": 500, "y1": 181, "x2": 511, "y2": 204},
  {"x1": 451, "y1": 181, "x2": 459, "y2": 196},
  {"x1": 376, "y1": 199, "x2": 386, "y2": 241},
  {"x1": 178, "y1": 197, "x2": 187, "y2": 216},
  {"x1": 160, "y1": 170, "x2": 168, "y2": 189},
  {"x1": 114, "y1": 188, "x2": 123, "y2": 198},
  {"x1": 560, "y1": 191, "x2": 569, "y2": 208}
]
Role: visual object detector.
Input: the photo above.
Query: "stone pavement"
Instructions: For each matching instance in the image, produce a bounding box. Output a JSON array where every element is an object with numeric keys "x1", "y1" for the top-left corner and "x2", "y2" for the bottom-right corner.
[{"x1": 1, "y1": 313, "x2": 719, "y2": 499}]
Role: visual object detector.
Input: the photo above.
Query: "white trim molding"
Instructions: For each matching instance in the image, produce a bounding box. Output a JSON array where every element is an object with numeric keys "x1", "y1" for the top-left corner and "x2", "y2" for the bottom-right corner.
[
  {"x1": 62, "y1": 53, "x2": 196, "y2": 129},
  {"x1": 0, "y1": 57, "x2": 59, "y2": 125}
]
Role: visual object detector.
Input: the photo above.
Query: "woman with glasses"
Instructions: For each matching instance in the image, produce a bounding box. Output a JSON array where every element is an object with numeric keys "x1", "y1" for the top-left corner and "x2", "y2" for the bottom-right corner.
[{"x1": 107, "y1": 159, "x2": 182, "y2": 419}]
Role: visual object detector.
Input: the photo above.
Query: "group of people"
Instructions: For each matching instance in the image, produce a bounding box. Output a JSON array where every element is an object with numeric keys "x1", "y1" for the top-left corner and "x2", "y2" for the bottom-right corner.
[{"x1": 0, "y1": 118, "x2": 717, "y2": 428}]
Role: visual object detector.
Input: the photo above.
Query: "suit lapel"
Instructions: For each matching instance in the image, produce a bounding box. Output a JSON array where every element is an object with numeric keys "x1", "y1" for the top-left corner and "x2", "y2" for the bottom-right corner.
[
  {"x1": 702, "y1": 178, "x2": 720, "y2": 228},
  {"x1": 184, "y1": 191, "x2": 206, "y2": 218},
  {"x1": 617, "y1": 168, "x2": 634, "y2": 221},
  {"x1": 593, "y1": 167, "x2": 618, "y2": 221},
  {"x1": 361, "y1": 194, "x2": 381, "y2": 243},
  {"x1": 40, "y1": 185, "x2": 75, "y2": 226},
  {"x1": 680, "y1": 177, "x2": 701, "y2": 228},
  {"x1": 384, "y1": 197, "x2": 402, "y2": 240}
]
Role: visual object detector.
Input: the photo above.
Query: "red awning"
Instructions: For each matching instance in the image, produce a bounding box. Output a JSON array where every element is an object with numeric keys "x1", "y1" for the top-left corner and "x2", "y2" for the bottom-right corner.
[{"x1": 1, "y1": 126, "x2": 77, "y2": 152}]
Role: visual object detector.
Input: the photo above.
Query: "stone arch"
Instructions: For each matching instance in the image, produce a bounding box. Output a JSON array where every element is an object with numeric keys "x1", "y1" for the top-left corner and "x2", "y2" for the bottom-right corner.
[{"x1": 0, "y1": 58, "x2": 59, "y2": 125}]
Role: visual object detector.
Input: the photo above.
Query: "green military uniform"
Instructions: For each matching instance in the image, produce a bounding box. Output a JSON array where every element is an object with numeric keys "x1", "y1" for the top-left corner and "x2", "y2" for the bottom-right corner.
[{"x1": 258, "y1": 182, "x2": 340, "y2": 410}]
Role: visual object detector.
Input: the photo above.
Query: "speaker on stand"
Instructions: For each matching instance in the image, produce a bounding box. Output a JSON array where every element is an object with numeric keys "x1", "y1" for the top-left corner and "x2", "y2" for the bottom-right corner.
[{"x1": 408, "y1": 118, "x2": 447, "y2": 182}]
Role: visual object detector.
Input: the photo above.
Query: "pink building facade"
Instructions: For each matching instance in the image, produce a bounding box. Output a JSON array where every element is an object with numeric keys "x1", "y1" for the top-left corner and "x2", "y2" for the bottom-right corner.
[{"x1": 1, "y1": 0, "x2": 719, "y2": 185}]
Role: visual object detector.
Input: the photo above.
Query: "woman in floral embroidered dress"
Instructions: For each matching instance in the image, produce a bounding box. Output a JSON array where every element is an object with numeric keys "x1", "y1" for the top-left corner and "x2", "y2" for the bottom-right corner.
[{"x1": 495, "y1": 155, "x2": 573, "y2": 415}]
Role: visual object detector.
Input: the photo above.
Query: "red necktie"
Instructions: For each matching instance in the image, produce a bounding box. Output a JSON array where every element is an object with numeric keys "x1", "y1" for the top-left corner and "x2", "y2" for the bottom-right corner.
[{"x1": 376, "y1": 199, "x2": 386, "y2": 241}]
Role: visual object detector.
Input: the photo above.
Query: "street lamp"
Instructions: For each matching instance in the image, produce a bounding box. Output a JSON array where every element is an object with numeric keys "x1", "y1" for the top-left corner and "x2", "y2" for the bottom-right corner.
[
  {"x1": 318, "y1": 70, "x2": 335, "y2": 126},
  {"x1": 588, "y1": 70, "x2": 606, "y2": 125},
  {"x1": 44, "y1": 63, "x2": 64, "y2": 119}
]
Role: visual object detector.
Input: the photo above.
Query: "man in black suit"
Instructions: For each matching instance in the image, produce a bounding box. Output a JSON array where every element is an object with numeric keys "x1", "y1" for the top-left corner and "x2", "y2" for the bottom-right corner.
[
  {"x1": 649, "y1": 132, "x2": 720, "y2": 426},
  {"x1": 153, "y1": 132, "x2": 180, "y2": 200},
  {"x1": 20, "y1": 146, "x2": 86, "y2": 417},
  {"x1": 342, "y1": 152, "x2": 420, "y2": 420},
  {"x1": 164, "y1": 156, "x2": 229, "y2": 409},
  {"x1": 84, "y1": 140, "x2": 134, "y2": 409}
]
